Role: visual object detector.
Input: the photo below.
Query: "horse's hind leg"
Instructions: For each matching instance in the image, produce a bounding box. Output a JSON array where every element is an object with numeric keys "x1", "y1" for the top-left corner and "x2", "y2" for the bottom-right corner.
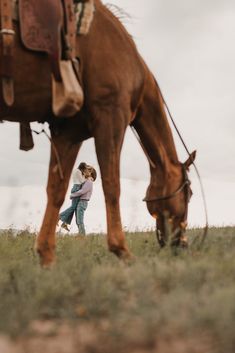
[
  {"x1": 36, "y1": 129, "x2": 81, "y2": 266},
  {"x1": 93, "y1": 106, "x2": 131, "y2": 259}
]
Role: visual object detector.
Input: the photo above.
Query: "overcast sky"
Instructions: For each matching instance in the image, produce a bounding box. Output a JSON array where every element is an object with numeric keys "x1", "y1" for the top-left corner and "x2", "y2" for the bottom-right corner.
[{"x1": 0, "y1": 0, "x2": 234, "y2": 229}]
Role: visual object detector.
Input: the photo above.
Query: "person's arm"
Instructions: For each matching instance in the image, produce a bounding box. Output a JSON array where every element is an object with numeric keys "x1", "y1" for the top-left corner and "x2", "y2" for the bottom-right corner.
[{"x1": 70, "y1": 180, "x2": 92, "y2": 198}]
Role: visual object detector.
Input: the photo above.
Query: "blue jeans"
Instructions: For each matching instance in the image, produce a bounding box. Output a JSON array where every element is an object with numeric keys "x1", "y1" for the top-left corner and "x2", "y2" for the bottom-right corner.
[
  {"x1": 59, "y1": 184, "x2": 81, "y2": 225},
  {"x1": 76, "y1": 200, "x2": 88, "y2": 235}
]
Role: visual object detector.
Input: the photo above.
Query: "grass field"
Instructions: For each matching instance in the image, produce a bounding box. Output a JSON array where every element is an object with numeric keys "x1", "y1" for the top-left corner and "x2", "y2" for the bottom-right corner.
[{"x1": 0, "y1": 227, "x2": 235, "y2": 353}]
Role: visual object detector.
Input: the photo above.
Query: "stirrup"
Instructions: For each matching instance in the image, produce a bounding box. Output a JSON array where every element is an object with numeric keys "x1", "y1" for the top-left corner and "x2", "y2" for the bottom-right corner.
[{"x1": 52, "y1": 60, "x2": 84, "y2": 117}]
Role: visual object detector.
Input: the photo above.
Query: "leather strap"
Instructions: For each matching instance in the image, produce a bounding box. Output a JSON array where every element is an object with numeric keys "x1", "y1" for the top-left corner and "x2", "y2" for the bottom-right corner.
[
  {"x1": 0, "y1": 0, "x2": 15, "y2": 106},
  {"x1": 62, "y1": 0, "x2": 76, "y2": 60},
  {"x1": 19, "y1": 122, "x2": 34, "y2": 151}
]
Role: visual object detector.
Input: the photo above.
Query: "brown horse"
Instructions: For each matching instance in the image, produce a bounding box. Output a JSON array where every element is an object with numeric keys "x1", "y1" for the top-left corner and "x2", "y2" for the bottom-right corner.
[{"x1": 1, "y1": 0, "x2": 195, "y2": 265}]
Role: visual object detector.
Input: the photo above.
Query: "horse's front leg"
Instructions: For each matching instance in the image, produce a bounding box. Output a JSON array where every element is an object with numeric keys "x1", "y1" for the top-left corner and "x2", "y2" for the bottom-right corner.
[
  {"x1": 93, "y1": 107, "x2": 131, "y2": 259},
  {"x1": 36, "y1": 129, "x2": 81, "y2": 266}
]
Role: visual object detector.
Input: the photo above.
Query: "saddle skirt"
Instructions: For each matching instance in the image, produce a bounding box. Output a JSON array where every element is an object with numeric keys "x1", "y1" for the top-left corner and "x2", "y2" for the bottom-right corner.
[
  {"x1": 19, "y1": 0, "x2": 63, "y2": 53},
  {"x1": 19, "y1": 0, "x2": 64, "y2": 81}
]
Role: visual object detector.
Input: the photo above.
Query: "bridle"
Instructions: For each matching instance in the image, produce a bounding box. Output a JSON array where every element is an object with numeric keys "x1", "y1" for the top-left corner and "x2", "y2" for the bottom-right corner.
[
  {"x1": 132, "y1": 76, "x2": 208, "y2": 248},
  {"x1": 143, "y1": 165, "x2": 191, "y2": 203},
  {"x1": 143, "y1": 164, "x2": 192, "y2": 247},
  {"x1": 131, "y1": 71, "x2": 209, "y2": 248}
]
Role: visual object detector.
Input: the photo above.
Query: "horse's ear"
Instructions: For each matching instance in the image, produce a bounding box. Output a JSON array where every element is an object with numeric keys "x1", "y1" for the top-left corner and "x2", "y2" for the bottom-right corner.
[{"x1": 184, "y1": 150, "x2": 196, "y2": 170}]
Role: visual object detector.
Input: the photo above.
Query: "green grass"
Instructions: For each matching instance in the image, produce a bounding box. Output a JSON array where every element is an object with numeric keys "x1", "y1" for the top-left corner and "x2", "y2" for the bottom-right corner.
[{"x1": 0, "y1": 227, "x2": 235, "y2": 352}]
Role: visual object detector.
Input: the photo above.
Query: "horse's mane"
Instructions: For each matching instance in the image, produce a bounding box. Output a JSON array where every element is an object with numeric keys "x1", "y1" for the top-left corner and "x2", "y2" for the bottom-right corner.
[
  {"x1": 105, "y1": 3, "x2": 132, "y2": 25},
  {"x1": 104, "y1": 3, "x2": 135, "y2": 43}
]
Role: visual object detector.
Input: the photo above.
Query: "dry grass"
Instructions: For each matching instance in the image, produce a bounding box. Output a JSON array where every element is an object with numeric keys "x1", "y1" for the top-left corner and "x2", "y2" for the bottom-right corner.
[{"x1": 0, "y1": 227, "x2": 235, "y2": 352}]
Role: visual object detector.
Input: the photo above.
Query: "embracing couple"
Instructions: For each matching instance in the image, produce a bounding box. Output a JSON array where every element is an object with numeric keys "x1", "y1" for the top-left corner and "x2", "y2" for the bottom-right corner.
[{"x1": 58, "y1": 162, "x2": 96, "y2": 235}]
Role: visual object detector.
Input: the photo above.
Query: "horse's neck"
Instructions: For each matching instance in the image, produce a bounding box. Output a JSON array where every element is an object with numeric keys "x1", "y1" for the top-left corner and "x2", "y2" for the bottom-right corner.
[
  {"x1": 85, "y1": 0, "x2": 179, "y2": 179},
  {"x1": 134, "y1": 69, "x2": 180, "y2": 177}
]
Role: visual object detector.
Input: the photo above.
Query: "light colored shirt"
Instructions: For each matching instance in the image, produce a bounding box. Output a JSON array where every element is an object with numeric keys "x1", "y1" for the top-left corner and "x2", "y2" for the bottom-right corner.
[
  {"x1": 71, "y1": 179, "x2": 93, "y2": 200},
  {"x1": 72, "y1": 169, "x2": 86, "y2": 184}
]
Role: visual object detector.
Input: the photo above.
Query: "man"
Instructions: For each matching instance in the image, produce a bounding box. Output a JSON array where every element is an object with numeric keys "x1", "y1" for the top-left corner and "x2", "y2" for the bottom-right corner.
[{"x1": 70, "y1": 167, "x2": 97, "y2": 235}]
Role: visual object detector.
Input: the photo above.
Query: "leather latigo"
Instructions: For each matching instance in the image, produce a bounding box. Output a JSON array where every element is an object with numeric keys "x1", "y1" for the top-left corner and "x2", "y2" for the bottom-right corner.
[{"x1": 0, "y1": 0, "x2": 15, "y2": 105}]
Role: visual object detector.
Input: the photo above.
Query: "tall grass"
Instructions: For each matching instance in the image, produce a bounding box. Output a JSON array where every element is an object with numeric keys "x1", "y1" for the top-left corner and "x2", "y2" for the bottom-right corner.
[{"x1": 0, "y1": 227, "x2": 235, "y2": 352}]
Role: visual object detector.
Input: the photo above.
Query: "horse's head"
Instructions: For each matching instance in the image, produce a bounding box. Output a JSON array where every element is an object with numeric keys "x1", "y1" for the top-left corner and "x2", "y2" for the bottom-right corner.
[{"x1": 144, "y1": 151, "x2": 196, "y2": 247}]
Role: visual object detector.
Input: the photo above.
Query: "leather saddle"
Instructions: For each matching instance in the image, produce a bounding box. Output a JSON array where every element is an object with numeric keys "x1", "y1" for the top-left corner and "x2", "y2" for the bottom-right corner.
[
  {"x1": 0, "y1": 0, "x2": 84, "y2": 150},
  {"x1": 19, "y1": 0, "x2": 84, "y2": 120},
  {"x1": 18, "y1": 0, "x2": 79, "y2": 82},
  {"x1": 19, "y1": 0, "x2": 64, "y2": 81}
]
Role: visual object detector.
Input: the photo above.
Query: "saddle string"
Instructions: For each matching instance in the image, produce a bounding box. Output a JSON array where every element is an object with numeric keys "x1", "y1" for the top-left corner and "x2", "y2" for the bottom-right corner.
[
  {"x1": 39, "y1": 128, "x2": 64, "y2": 181},
  {"x1": 23, "y1": 124, "x2": 64, "y2": 181},
  {"x1": 155, "y1": 79, "x2": 209, "y2": 248}
]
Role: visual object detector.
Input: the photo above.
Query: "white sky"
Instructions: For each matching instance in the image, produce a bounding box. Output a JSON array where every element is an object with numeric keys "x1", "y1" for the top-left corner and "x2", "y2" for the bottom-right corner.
[{"x1": 0, "y1": 0, "x2": 234, "y2": 231}]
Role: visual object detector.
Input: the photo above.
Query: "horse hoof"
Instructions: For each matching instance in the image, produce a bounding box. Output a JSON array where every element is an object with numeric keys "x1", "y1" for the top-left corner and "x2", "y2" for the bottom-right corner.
[
  {"x1": 40, "y1": 256, "x2": 56, "y2": 268},
  {"x1": 171, "y1": 235, "x2": 188, "y2": 249},
  {"x1": 123, "y1": 252, "x2": 136, "y2": 265},
  {"x1": 110, "y1": 245, "x2": 134, "y2": 262},
  {"x1": 119, "y1": 248, "x2": 136, "y2": 263}
]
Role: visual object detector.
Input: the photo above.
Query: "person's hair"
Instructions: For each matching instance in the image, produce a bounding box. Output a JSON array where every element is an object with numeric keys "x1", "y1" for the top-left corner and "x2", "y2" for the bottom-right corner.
[
  {"x1": 78, "y1": 162, "x2": 87, "y2": 172},
  {"x1": 90, "y1": 167, "x2": 97, "y2": 181}
]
